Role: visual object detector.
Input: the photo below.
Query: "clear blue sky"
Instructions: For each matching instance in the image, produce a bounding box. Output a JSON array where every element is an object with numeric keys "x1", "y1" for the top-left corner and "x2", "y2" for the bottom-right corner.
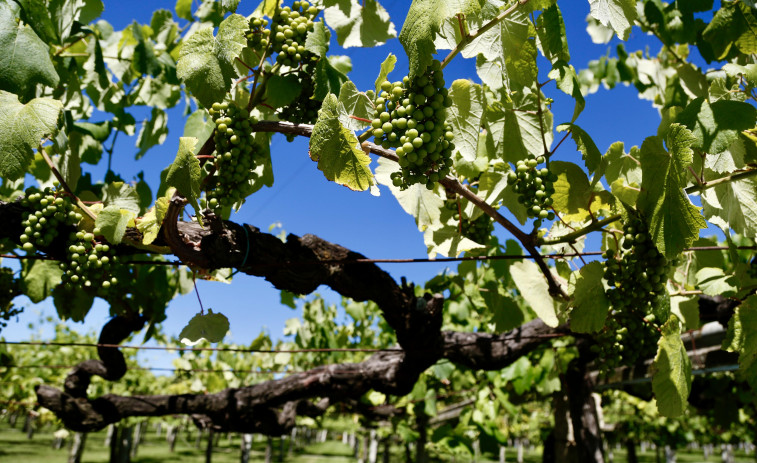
[{"x1": 8, "y1": 1, "x2": 674, "y2": 367}]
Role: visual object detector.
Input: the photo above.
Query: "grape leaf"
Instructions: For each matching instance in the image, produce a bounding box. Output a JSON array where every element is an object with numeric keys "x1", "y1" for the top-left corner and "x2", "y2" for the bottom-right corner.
[
  {"x1": 179, "y1": 310, "x2": 230, "y2": 345},
  {"x1": 0, "y1": 0, "x2": 60, "y2": 97},
  {"x1": 165, "y1": 137, "x2": 203, "y2": 223},
  {"x1": 675, "y1": 98, "x2": 757, "y2": 155},
  {"x1": 103, "y1": 181, "x2": 141, "y2": 215},
  {"x1": 399, "y1": 0, "x2": 487, "y2": 78},
  {"x1": 374, "y1": 53, "x2": 396, "y2": 95},
  {"x1": 550, "y1": 63, "x2": 585, "y2": 124},
  {"x1": 701, "y1": 172, "x2": 757, "y2": 238},
  {"x1": 695, "y1": 267, "x2": 738, "y2": 297},
  {"x1": 337, "y1": 81, "x2": 373, "y2": 132},
  {"x1": 136, "y1": 196, "x2": 169, "y2": 245},
  {"x1": 312, "y1": 57, "x2": 349, "y2": 101},
  {"x1": 423, "y1": 224, "x2": 484, "y2": 258},
  {"x1": 52, "y1": 285, "x2": 95, "y2": 322},
  {"x1": 510, "y1": 260, "x2": 558, "y2": 327},
  {"x1": 721, "y1": 296, "x2": 757, "y2": 389},
  {"x1": 588, "y1": 0, "x2": 636, "y2": 40},
  {"x1": 448, "y1": 79, "x2": 484, "y2": 166},
  {"x1": 304, "y1": 20, "x2": 330, "y2": 57},
  {"x1": 183, "y1": 109, "x2": 215, "y2": 149},
  {"x1": 136, "y1": 108, "x2": 168, "y2": 159},
  {"x1": 536, "y1": 4, "x2": 569, "y2": 63},
  {"x1": 550, "y1": 161, "x2": 592, "y2": 222},
  {"x1": 375, "y1": 157, "x2": 443, "y2": 230},
  {"x1": 176, "y1": 14, "x2": 247, "y2": 108},
  {"x1": 637, "y1": 124, "x2": 707, "y2": 258},
  {"x1": 569, "y1": 261, "x2": 609, "y2": 333},
  {"x1": 323, "y1": 0, "x2": 396, "y2": 48},
  {"x1": 556, "y1": 124, "x2": 601, "y2": 174},
  {"x1": 0, "y1": 91, "x2": 63, "y2": 180},
  {"x1": 652, "y1": 315, "x2": 691, "y2": 417},
  {"x1": 95, "y1": 205, "x2": 135, "y2": 245},
  {"x1": 21, "y1": 259, "x2": 63, "y2": 303},
  {"x1": 310, "y1": 94, "x2": 373, "y2": 191}
]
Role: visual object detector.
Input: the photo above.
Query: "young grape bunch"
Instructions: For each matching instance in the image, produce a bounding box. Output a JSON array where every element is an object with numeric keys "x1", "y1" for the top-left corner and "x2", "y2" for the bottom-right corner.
[
  {"x1": 371, "y1": 60, "x2": 455, "y2": 190},
  {"x1": 444, "y1": 198, "x2": 494, "y2": 244},
  {"x1": 59, "y1": 229, "x2": 119, "y2": 294},
  {"x1": 593, "y1": 214, "x2": 673, "y2": 376},
  {"x1": 206, "y1": 101, "x2": 266, "y2": 210},
  {"x1": 18, "y1": 187, "x2": 82, "y2": 253},
  {"x1": 507, "y1": 156, "x2": 556, "y2": 225},
  {"x1": 278, "y1": 76, "x2": 320, "y2": 126},
  {"x1": 270, "y1": 1, "x2": 320, "y2": 68},
  {"x1": 246, "y1": 16, "x2": 271, "y2": 54}
]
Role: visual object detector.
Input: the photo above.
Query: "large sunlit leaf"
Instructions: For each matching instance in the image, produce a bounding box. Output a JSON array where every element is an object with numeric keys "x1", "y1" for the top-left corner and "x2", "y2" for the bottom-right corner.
[
  {"x1": 323, "y1": 0, "x2": 396, "y2": 48},
  {"x1": 637, "y1": 124, "x2": 707, "y2": 258},
  {"x1": 701, "y1": 172, "x2": 757, "y2": 238},
  {"x1": 568, "y1": 261, "x2": 609, "y2": 333},
  {"x1": 310, "y1": 94, "x2": 373, "y2": 191},
  {"x1": 176, "y1": 14, "x2": 247, "y2": 108},
  {"x1": 448, "y1": 79, "x2": 484, "y2": 166},
  {"x1": 165, "y1": 137, "x2": 203, "y2": 223},
  {"x1": 0, "y1": 0, "x2": 59, "y2": 96},
  {"x1": 375, "y1": 157, "x2": 443, "y2": 231},
  {"x1": 588, "y1": 0, "x2": 636, "y2": 40},
  {"x1": 0, "y1": 91, "x2": 62, "y2": 180},
  {"x1": 510, "y1": 260, "x2": 558, "y2": 327},
  {"x1": 179, "y1": 310, "x2": 230, "y2": 345}
]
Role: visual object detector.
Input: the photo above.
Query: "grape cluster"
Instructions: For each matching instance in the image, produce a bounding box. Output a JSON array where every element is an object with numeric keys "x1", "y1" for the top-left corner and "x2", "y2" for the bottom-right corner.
[
  {"x1": 592, "y1": 215, "x2": 673, "y2": 376},
  {"x1": 270, "y1": 1, "x2": 319, "y2": 68},
  {"x1": 206, "y1": 101, "x2": 266, "y2": 210},
  {"x1": 19, "y1": 188, "x2": 82, "y2": 253},
  {"x1": 59, "y1": 229, "x2": 119, "y2": 293},
  {"x1": 507, "y1": 156, "x2": 556, "y2": 224},
  {"x1": 444, "y1": 199, "x2": 493, "y2": 244},
  {"x1": 0, "y1": 267, "x2": 22, "y2": 332},
  {"x1": 371, "y1": 60, "x2": 454, "y2": 190},
  {"x1": 246, "y1": 17, "x2": 271, "y2": 54}
]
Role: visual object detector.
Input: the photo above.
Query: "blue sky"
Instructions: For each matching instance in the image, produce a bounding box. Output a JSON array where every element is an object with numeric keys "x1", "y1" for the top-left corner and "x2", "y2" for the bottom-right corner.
[{"x1": 7, "y1": 1, "x2": 677, "y2": 366}]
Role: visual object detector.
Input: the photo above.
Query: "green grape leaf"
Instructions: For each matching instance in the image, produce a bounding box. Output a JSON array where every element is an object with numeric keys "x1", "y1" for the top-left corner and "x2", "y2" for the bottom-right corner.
[
  {"x1": 0, "y1": 0, "x2": 60, "y2": 97},
  {"x1": 13, "y1": 0, "x2": 58, "y2": 44},
  {"x1": 175, "y1": 0, "x2": 192, "y2": 21},
  {"x1": 0, "y1": 92, "x2": 63, "y2": 180},
  {"x1": 265, "y1": 75, "x2": 303, "y2": 108},
  {"x1": 312, "y1": 57, "x2": 349, "y2": 101},
  {"x1": 102, "y1": 181, "x2": 141, "y2": 215},
  {"x1": 637, "y1": 124, "x2": 707, "y2": 258},
  {"x1": 448, "y1": 79, "x2": 484, "y2": 166},
  {"x1": 702, "y1": 2, "x2": 757, "y2": 61},
  {"x1": 510, "y1": 260, "x2": 558, "y2": 327},
  {"x1": 179, "y1": 310, "x2": 230, "y2": 345},
  {"x1": 323, "y1": 0, "x2": 396, "y2": 48},
  {"x1": 183, "y1": 109, "x2": 215, "y2": 150},
  {"x1": 175, "y1": 14, "x2": 247, "y2": 108},
  {"x1": 136, "y1": 196, "x2": 169, "y2": 245},
  {"x1": 337, "y1": 81, "x2": 374, "y2": 132},
  {"x1": 550, "y1": 63, "x2": 585, "y2": 124},
  {"x1": 423, "y1": 224, "x2": 484, "y2": 258},
  {"x1": 252, "y1": 0, "x2": 277, "y2": 18},
  {"x1": 675, "y1": 98, "x2": 757, "y2": 154},
  {"x1": 495, "y1": 90, "x2": 552, "y2": 164},
  {"x1": 721, "y1": 296, "x2": 757, "y2": 388},
  {"x1": 536, "y1": 4, "x2": 569, "y2": 63},
  {"x1": 136, "y1": 108, "x2": 168, "y2": 159},
  {"x1": 52, "y1": 286, "x2": 95, "y2": 322},
  {"x1": 588, "y1": 0, "x2": 636, "y2": 40},
  {"x1": 701, "y1": 173, "x2": 757, "y2": 238},
  {"x1": 695, "y1": 267, "x2": 738, "y2": 297},
  {"x1": 304, "y1": 20, "x2": 330, "y2": 57},
  {"x1": 374, "y1": 53, "x2": 397, "y2": 95},
  {"x1": 95, "y1": 205, "x2": 135, "y2": 245},
  {"x1": 556, "y1": 124, "x2": 601, "y2": 174},
  {"x1": 670, "y1": 295, "x2": 700, "y2": 332},
  {"x1": 310, "y1": 93, "x2": 373, "y2": 191},
  {"x1": 569, "y1": 261, "x2": 609, "y2": 333},
  {"x1": 652, "y1": 315, "x2": 691, "y2": 417},
  {"x1": 375, "y1": 157, "x2": 443, "y2": 231},
  {"x1": 165, "y1": 137, "x2": 203, "y2": 223},
  {"x1": 21, "y1": 259, "x2": 63, "y2": 303},
  {"x1": 399, "y1": 0, "x2": 487, "y2": 78},
  {"x1": 550, "y1": 161, "x2": 592, "y2": 222},
  {"x1": 130, "y1": 20, "x2": 162, "y2": 77}
]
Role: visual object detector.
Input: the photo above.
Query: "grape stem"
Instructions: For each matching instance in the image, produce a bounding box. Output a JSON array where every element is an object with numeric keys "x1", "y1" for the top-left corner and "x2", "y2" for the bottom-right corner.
[
  {"x1": 685, "y1": 168, "x2": 757, "y2": 194},
  {"x1": 540, "y1": 214, "x2": 621, "y2": 246},
  {"x1": 38, "y1": 145, "x2": 98, "y2": 223},
  {"x1": 440, "y1": 0, "x2": 530, "y2": 71}
]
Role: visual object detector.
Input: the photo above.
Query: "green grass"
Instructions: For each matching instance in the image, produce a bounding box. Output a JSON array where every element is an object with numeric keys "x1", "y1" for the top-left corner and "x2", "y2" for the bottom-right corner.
[{"x1": 2, "y1": 419, "x2": 756, "y2": 463}]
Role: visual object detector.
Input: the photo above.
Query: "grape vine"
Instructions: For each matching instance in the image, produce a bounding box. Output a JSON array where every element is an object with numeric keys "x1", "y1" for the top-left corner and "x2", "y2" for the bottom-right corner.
[
  {"x1": 371, "y1": 60, "x2": 454, "y2": 190},
  {"x1": 444, "y1": 196, "x2": 494, "y2": 244}
]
